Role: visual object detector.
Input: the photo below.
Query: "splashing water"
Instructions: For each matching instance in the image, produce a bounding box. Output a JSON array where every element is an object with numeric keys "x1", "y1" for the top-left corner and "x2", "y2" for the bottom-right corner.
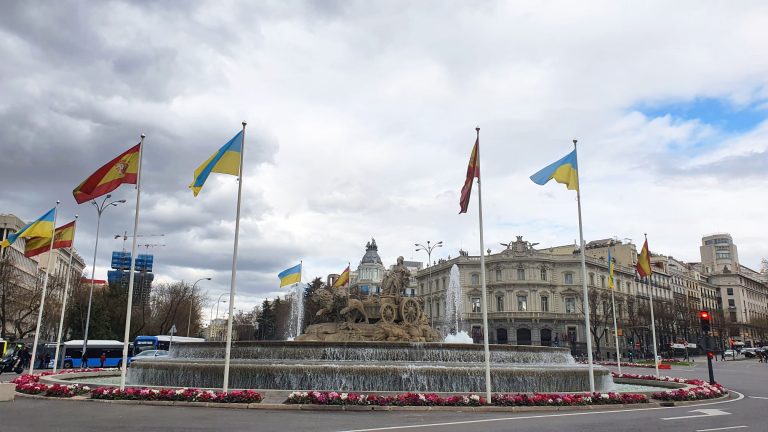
[
  {"x1": 443, "y1": 331, "x2": 473, "y2": 344},
  {"x1": 444, "y1": 264, "x2": 464, "y2": 336},
  {"x1": 287, "y1": 284, "x2": 304, "y2": 339}
]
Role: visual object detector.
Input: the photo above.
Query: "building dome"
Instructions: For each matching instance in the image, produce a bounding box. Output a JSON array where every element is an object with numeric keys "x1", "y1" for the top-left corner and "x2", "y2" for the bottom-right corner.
[{"x1": 361, "y1": 238, "x2": 382, "y2": 265}]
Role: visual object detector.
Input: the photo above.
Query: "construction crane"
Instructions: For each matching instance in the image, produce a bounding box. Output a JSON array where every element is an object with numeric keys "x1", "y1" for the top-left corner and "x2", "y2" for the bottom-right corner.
[{"x1": 114, "y1": 231, "x2": 165, "y2": 252}]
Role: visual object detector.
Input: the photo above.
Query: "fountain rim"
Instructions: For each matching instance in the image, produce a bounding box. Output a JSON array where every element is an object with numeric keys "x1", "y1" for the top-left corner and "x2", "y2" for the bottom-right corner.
[{"x1": 172, "y1": 340, "x2": 572, "y2": 353}]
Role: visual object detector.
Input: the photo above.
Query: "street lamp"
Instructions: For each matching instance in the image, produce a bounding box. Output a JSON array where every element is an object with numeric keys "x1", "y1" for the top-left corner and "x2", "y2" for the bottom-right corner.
[
  {"x1": 187, "y1": 277, "x2": 211, "y2": 337},
  {"x1": 83, "y1": 194, "x2": 126, "y2": 356},
  {"x1": 415, "y1": 240, "x2": 443, "y2": 328}
]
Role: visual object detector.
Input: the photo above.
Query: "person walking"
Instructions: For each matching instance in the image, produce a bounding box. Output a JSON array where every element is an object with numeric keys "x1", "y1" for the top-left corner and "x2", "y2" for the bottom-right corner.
[
  {"x1": 99, "y1": 352, "x2": 106, "y2": 368},
  {"x1": 720, "y1": 350, "x2": 726, "y2": 361},
  {"x1": 81, "y1": 352, "x2": 89, "y2": 369}
]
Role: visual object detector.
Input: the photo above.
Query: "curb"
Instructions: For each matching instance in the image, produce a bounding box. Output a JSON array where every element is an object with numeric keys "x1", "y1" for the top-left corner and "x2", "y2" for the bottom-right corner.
[{"x1": 14, "y1": 391, "x2": 733, "y2": 412}]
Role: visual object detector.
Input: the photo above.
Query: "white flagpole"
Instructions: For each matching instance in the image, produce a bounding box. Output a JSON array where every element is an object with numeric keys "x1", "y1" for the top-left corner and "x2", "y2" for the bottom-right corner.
[
  {"x1": 53, "y1": 215, "x2": 78, "y2": 373},
  {"x1": 573, "y1": 139, "x2": 596, "y2": 394},
  {"x1": 30, "y1": 200, "x2": 60, "y2": 376},
  {"x1": 222, "y1": 122, "x2": 247, "y2": 392},
  {"x1": 645, "y1": 234, "x2": 660, "y2": 378},
  {"x1": 120, "y1": 134, "x2": 146, "y2": 390},
  {"x1": 474, "y1": 127, "x2": 492, "y2": 403},
  {"x1": 609, "y1": 248, "x2": 621, "y2": 375}
]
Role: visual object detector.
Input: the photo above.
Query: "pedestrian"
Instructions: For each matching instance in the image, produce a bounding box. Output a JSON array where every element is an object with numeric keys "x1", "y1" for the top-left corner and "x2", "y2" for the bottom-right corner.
[
  {"x1": 44, "y1": 353, "x2": 51, "y2": 369},
  {"x1": 81, "y1": 351, "x2": 89, "y2": 369},
  {"x1": 720, "y1": 350, "x2": 725, "y2": 361},
  {"x1": 99, "y1": 352, "x2": 106, "y2": 368}
]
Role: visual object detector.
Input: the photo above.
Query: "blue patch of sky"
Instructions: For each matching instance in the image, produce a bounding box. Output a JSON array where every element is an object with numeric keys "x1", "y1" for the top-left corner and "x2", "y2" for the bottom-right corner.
[{"x1": 634, "y1": 97, "x2": 767, "y2": 134}]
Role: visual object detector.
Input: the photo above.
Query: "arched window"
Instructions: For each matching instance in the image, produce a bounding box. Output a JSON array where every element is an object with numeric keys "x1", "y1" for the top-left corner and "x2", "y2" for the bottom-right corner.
[
  {"x1": 496, "y1": 295, "x2": 504, "y2": 311},
  {"x1": 600, "y1": 275, "x2": 606, "y2": 288},
  {"x1": 540, "y1": 268, "x2": 547, "y2": 281},
  {"x1": 589, "y1": 273, "x2": 595, "y2": 286},
  {"x1": 495, "y1": 269, "x2": 502, "y2": 281},
  {"x1": 564, "y1": 272, "x2": 574, "y2": 284},
  {"x1": 517, "y1": 268, "x2": 525, "y2": 280}
]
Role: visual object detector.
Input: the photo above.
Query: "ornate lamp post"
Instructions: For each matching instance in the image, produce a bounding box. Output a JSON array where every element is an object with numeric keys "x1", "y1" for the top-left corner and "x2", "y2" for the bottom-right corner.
[
  {"x1": 83, "y1": 195, "x2": 126, "y2": 356},
  {"x1": 187, "y1": 277, "x2": 211, "y2": 337},
  {"x1": 415, "y1": 240, "x2": 443, "y2": 327}
]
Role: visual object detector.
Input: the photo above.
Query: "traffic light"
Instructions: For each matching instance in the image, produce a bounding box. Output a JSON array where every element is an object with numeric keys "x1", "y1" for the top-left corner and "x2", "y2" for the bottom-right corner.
[
  {"x1": 707, "y1": 351, "x2": 714, "y2": 360},
  {"x1": 699, "y1": 310, "x2": 711, "y2": 334}
]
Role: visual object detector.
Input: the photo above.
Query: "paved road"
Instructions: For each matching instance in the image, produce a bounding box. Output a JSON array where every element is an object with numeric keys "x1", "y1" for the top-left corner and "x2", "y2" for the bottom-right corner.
[{"x1": 1, "y1": 357, "x2": 766, "y2": 432}]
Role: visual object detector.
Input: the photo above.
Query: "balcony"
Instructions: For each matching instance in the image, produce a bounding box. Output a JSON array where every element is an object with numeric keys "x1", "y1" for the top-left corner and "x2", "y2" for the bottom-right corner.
[{"x1": 466, "y1": 311, "x2": 570, "y2": 320}]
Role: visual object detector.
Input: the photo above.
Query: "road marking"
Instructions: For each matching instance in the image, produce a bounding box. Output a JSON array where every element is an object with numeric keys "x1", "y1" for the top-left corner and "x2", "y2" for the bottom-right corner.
[
  {"x1": 748, "y1": 396, "x2": 768, "y2": 400},
  {"x1": 695, "y1": 426, "x2": 748, "y2": 432},
  {"x1": 661, "y1": 408, "x2": 730, "y2": 420},
  {"x1": 335, "y1": 392, "x2": 745, "y2": 432}
]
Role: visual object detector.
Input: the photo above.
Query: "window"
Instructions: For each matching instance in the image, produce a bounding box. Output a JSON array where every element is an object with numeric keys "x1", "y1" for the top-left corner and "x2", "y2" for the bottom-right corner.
[
  {"x1": 496, "y1": 269, "x2": 502, "y2": 281},
  {"x1": 727, "y1": 288, "x2": 733, "y2": 295},
  {"x1": 517, "y1": 295, "x2": 527, "y2": 311},
  {"x1": 517, "y1": 268, "x2": 525, "y2": 280},
  {"x1": 600, "y1": 275, "x2": 606, "y2": 288},
  {"x1": 471, "y1": 273, "x2": 480, "y2": 285},
  {"x1": 471, "y1": 297, "x2": 481, "y2": 313},
  {"x1": 565, "y1": 298, "x2": 576, "y2": 313},
  {"x1": 716, "y1": 252, "x2": 730, "y2": 259},
  {"x1": 436, "y1": 302, "x2": 440, "y2": 317},
  {"x1": 540, "y1": 296, "x2": 549, "y2": 312},
  {"x1": 728, "y1": 299, "x2": 735, "y2": 308},
  {"x1": 564, "y1": 273, "x2": 573, "y2": 284},
  {"x1": 496, "y1": 296, "x2": 504, "y2": 311},
  {"x1": 589, "y1": 273, "x2": 595, "y2": 286},
  {"x1": 540, "y1": 268, "x2": 547, "y2": 281}
]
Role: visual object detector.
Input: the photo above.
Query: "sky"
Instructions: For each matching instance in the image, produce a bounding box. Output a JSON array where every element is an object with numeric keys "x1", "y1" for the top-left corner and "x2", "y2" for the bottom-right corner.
[{"x1": 1, "y1": 1, "x2": 767, "y2": 318}]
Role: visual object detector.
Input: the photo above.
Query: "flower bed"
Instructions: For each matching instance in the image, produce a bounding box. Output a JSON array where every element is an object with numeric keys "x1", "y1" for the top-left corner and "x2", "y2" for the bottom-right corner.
[
  {"x1": 286, "y1": 391, "x2": 486, "y2": 406},
  {"x1": 587, "y1": 361, "x2": 671, "y2": 369},
  {"x1": 652, "y1": 383, "x2": 726, "y2": 401},
  {"x1": 492, "y1": 392, "x2": 648, "y2": 406},
  {"x1": 91, "y1": 387, "x2": 263, "y2": 404},
  {"x1": 15, "y1": 382, "x2": 90, "y2": 398},
  {"x1": 612, "y1": 372, "x2": 705, "y2": 386}
]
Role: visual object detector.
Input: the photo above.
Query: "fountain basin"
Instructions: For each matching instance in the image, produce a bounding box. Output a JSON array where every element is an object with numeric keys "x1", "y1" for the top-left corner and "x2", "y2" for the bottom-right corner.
[{"x1": 129, "y1": 341, "x2": 611, "y2": 393}]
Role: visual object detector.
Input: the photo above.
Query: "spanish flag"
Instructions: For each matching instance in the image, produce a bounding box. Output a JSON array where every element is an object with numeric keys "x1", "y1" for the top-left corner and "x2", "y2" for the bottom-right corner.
[
  {"x1": 278, "y1": 263, "x2": 302, "y2": 288},
  {"x1": 24, "y1": 220, "x2": 76, "y2": 258},
  {"x1": 459, "y1": 136, "x2": 480, "y2": 214},
  {"x1": 73, "y1": 144, "x2": 140, "y2": 204},
  {"x1": 636, "y1": 239, "x2": 652, "y2": 278},
  {"x1": 529, "y1": 149, "x2": 579, "y2": 191},
  {"x1": 1, "y1": 208, "x2": 56, "y2": 249},
  {"x1": 332, "y1": 265, "x2": 350, "y2": 288},
  {"x1": 189, "y1": 131, "x2": 242, "y2": 197}
]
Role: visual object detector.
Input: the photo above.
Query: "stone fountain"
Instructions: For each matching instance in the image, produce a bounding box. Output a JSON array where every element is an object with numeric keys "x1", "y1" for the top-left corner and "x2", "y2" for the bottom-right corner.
[{"x1": 129, "y1": 256, "x2": 611, "y2": 392}]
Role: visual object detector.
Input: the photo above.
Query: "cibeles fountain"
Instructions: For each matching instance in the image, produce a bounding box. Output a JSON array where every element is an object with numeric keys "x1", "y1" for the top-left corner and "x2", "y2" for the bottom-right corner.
[{"x1": 130, "y1": 246, "x2": 611, "y2": 393}]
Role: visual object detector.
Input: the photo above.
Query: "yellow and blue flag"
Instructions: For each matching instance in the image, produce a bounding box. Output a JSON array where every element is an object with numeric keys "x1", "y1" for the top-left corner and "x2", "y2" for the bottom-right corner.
[
  {"x1": 189, "y1": 131, "x2": 243, "y2": 197},
  {"x1": 278, "y1": 263, "x2": 302, "y2": 287},
  {"x1": 607, "y1": 249, "x2": 615, "y2": 289},
  {"x1": 1, "y1": 207, "x2": 56, "y2": 248},
  {"x1": 529, "y1": 149, "x2": 579, "y2": 191}
]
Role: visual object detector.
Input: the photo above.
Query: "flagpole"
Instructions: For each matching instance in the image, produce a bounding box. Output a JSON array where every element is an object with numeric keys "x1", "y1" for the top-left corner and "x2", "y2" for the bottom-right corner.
[
  {"x1": 53, "y1": 216, "x2": 78, "y2": 373},
  {"x1": 474, "y1": 127, "x2": 492, "y2": 403},
  {"x1": 573, "y1": 139, "x2": 596, "y2": 394},
  {"x1": 29, "y1": 200, "x2": 60, "y2": 376},
  {"x1": 609, "y1": 248, "x2": 621, "y2": 375},
  {"x1": 222, "y1": 121, "x2": 246, "y2": 392},
  {"x1": 645, "y1": 234, "x2": 660, "y2": 378},
  {"x1": 120, "y1": 134, "x2": 145, "y2": 390}
]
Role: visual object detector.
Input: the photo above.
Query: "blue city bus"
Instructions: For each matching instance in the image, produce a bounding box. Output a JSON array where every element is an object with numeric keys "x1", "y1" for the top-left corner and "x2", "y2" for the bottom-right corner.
[
  {"x1": 59, "y1": 340, "x2": 125, "y2": 369},
  {"x1": 133, "y1": 335, "x2": 204, "y2": 354}
]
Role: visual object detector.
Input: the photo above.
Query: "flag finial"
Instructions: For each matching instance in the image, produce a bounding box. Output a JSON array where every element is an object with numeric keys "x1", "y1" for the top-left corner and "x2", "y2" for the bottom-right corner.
[
  {"x1": 141, "y1": 133, "x2": 145, "y2": 138},
  {"x1": 242, "y1": 121, "x2": 247, "y2": 127}
]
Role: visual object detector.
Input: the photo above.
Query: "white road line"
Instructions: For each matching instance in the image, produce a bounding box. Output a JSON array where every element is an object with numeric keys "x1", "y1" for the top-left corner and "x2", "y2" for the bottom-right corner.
[
  {"x1": 695, "y1": 426, "x2": 748, "y2": 432},
  {"x1": 748, "y1": 396, "x2": 768, "y2": 400},
  {"x1": 661, "y1": 408, "x2": 730, "y2": 420},
  {"x1": 335, "y1": 391, "x2": 745, "y2": 432}
]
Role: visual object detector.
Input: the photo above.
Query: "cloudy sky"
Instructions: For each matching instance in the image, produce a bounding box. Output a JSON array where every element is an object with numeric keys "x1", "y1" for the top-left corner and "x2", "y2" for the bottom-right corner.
[{"x1": 2, "y1": 1, "x2": 767, "y2": 317}]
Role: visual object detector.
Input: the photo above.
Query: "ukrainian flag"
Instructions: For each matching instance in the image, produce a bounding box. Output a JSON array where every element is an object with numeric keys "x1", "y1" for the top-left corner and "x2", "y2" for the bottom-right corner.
[
  {"x1": 529, "y1": 149, "x2": 579, "y2": 191},
  {"x1": 1, "y1": 207, "x2": 56, "y2": 248},
  {"x1": 278, "y1": 263, "x2": 302, "y2": 288},
  {"x1": 189, "y1": 131, "x2": 243, "y2": 197},
  {"x1": 608, "y1": 249, "x2": 615, "y2": 289}
]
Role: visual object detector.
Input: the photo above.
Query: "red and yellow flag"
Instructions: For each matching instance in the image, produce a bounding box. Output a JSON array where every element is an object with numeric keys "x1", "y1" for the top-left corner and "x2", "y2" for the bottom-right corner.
[
  {"x1": 636, "y1": 238, "x2": 652, "y2": 278},
  {"x1": 24, "y1": 220, "x2": 76, "y2": 258},
  {"x1": 73, "y1": 144, "x2": 140, "y2": 204},
  {"x1": 332, "y1": 266, "x2": 350, "y2": 288},
  {"x1": 459, "y1": 137, "x2": 480, "y2": 214}
]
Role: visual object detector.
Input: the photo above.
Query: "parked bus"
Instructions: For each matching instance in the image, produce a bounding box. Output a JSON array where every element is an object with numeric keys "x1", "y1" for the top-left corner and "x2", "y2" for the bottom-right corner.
[
  {"x1": 133, "y1": 335, "x2": 204, "y2": 354},
  {"x1": 58, "y1": 340, "x2": 125, "y2": 369}
]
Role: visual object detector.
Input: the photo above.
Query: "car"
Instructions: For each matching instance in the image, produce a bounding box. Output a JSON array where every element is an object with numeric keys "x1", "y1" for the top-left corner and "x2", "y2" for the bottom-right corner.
[
  {"x1": 723, "y1": 349, "x2": 737, "y2": 357},
  {"x1": 128, "y1": 349, "x2": 168, "y2": 366},
  {"x1": 741, "y1": 348, "x2": 758, "y2": 358}
]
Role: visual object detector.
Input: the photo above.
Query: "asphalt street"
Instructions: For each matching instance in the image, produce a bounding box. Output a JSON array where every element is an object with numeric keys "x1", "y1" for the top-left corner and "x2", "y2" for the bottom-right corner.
[{"x1": 1, "y1": 356, "x2": 766, "y2": 432}]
